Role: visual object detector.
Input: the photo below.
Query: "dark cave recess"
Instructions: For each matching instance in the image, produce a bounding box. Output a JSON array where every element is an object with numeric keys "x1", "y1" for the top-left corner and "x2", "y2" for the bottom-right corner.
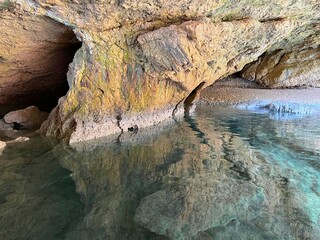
[{"x1": 0, "y1": 16, "x2": 82, "y2": 117}]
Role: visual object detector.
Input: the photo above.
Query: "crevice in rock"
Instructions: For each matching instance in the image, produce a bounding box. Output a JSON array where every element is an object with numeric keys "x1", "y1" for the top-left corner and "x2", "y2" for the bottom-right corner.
[
  {"x1": 172, "y1": 98, "x2": 184, "y2": 118},
  {"x1": 258, "y1": 17, "x2": 286, "y2": 23},
  {"x1": 116, "y1": 114, "x2": 124, "y2": 143},
  {"x1": 184, "y1": 81, "x2": 206, "y2": 115}
]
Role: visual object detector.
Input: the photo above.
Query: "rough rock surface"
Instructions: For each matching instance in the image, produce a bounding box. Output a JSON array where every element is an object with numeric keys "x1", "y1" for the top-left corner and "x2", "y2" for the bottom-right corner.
[
  {"x1": 0, "y1": 0, "x2": 319, "y2": 141},
  {"x1": 4, "y1": 106, "x2": 49, "y2": 129},
  {"x1": 240, "y1": 47, "x2": 320, "y2": 87}
]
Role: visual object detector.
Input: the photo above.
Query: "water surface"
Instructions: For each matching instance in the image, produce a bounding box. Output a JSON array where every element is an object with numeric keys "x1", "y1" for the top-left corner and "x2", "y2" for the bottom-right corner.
[{"x1": 0, "y1": 106, "x2": 319, "y2": 240}]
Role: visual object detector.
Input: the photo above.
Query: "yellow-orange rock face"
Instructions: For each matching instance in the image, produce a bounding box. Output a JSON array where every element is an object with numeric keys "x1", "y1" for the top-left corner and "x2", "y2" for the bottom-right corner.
[
  {"x1": 241, "y1": 47, "x2": 320, "y2": 87},
  {"x1": 0, "y1": 0, "x2": 319, "y2": 142}
]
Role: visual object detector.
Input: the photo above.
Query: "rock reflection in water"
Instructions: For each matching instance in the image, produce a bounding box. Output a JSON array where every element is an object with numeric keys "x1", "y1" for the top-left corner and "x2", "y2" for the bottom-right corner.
[
  {"x1": 58, "y1": 106, "x2": 319, "y2": 240},
  {"x1": 0, "y1": 136, "x2": 83, "y2": 240},
  {"x1": 0, "y1": 106, "x2": 319, "y2": 240}
]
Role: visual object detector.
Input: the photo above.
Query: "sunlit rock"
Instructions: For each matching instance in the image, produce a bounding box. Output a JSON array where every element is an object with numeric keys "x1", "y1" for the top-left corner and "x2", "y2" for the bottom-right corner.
[
  {"x1": 7, "y1": 136, "x2": 30, "y2": 143},
  {"x1": 241, "y1": 47, "x2": 320, "y2": 87},
  {"x1": 201, "y1": 78, "x2": 320, "y2": 118}
]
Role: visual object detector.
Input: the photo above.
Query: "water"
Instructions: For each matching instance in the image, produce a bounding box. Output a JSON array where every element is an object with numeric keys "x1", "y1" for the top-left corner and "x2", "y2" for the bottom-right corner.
[{"x1": 0, "y1": 105, "x2": 319, "y2": 240}]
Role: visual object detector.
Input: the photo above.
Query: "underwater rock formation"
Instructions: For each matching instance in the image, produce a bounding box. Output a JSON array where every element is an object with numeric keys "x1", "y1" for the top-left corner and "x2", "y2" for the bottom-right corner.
[{"x1": 0, "y1": 0, "x2": 319, "y2": 141}]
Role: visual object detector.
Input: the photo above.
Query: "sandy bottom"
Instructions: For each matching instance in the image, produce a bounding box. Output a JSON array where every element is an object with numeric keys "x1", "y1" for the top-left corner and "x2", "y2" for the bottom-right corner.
[{"x1": 200, "y1": 77, "x2": 320, "y2": 112}]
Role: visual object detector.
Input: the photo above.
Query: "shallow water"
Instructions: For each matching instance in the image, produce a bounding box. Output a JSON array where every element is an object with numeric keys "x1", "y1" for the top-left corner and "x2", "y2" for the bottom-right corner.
[{"x1": 0, "y1": 106, "x2": 319, "y2": 240}]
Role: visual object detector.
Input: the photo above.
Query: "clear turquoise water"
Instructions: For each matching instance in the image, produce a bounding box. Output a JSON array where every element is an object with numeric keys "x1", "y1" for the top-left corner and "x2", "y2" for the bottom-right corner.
[{"x1": 0, "y1": 106, "x2": 319, "y2": 240}]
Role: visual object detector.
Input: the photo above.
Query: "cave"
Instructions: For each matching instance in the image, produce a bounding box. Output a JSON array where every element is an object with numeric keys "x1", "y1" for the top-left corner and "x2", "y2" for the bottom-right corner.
[{"x1": 0, "y1": 15, "x2": 82, "y2": 117}]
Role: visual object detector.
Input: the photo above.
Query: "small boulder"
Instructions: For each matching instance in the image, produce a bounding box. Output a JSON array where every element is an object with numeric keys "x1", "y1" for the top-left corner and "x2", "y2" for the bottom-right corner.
[{"x1": 4, "y1": 106, "x2": 49, "y2": 129}]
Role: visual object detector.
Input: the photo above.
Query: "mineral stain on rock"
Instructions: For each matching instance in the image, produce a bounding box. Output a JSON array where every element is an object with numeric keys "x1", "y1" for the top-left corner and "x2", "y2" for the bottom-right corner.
[{"x1": 0, "y1": 1, "x2": 319, "y2": 142}]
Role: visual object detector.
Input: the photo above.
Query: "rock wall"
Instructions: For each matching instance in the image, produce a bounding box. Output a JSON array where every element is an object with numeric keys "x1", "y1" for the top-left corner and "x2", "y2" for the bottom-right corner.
[
  {"x1": 240, "y1": 47, "x2": 320, "y2": 87},
  {"x1": 0, "y1": 0, "x2": 319, "y2": 142}
]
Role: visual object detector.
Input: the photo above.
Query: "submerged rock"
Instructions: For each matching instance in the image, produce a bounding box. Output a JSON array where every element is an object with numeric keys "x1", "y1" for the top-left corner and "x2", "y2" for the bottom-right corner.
[
  {"x1": 49, "y1": 107, "x2": 319, "y2": 239},
  {"x1": 134, "y1": 174, "x2": 265, "y2": 239},
  {"x1": 4, "y1": 106, "x2": 49, "y2": 129}
]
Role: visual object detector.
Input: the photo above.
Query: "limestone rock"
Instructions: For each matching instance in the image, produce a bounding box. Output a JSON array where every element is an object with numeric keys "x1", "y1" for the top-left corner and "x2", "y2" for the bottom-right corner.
[
  {"x1": 241, "y1": 47, "x2": 320, "y2": 87},
  {"x1": 134, "y1": 174, "x2": 264, "y2": 239},
  {"x1": 4, "y1": 106, "x2": 49, "y2": 129},
  {"x1": 0, "y1": 1, "x2": 319, "y2": 141},
  {"x1": 137, "y1": 18, "x2": 297, "y2": 89}
]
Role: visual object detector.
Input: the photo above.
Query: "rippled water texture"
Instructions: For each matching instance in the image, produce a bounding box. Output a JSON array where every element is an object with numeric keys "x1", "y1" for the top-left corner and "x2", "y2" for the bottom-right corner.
[{"x1": 0, "y1": 106, "x2": 319, "y2": 240}]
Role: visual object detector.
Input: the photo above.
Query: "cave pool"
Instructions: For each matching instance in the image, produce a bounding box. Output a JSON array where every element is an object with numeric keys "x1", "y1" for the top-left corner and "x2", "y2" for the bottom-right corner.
[{"x1": 0, "y1": 105, "x2": 319, "y2": 240}]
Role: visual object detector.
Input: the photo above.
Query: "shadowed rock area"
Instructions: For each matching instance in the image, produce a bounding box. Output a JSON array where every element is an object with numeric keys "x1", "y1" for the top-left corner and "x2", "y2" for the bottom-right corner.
[{"x1": 0, "y1": 8, "x2": 81, "y2": 116}]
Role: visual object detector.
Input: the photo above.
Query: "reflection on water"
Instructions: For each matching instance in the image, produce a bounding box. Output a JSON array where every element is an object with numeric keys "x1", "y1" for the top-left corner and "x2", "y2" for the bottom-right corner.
[
  {"x1": 0, "y1": 137, "x2": 83, "y2": 240},
  {"x1": 0, "y1": 106, "x2": 319, "y2": 240}
]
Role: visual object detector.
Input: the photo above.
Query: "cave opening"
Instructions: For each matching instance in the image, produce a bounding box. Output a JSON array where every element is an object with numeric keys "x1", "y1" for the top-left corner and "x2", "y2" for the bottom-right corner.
[
  {"x1": 0, "y1": 16, "x2": 82, "y2": 117},
  {"x1": 36, "y1": 39, "x2": 82, "y2": 113}
]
